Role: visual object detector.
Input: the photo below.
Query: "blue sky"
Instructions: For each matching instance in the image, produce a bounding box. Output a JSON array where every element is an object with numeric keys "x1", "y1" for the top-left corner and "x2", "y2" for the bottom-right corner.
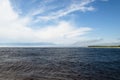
[{"x1": 0, "y1": 0, "x2": 120, "y2": 46}]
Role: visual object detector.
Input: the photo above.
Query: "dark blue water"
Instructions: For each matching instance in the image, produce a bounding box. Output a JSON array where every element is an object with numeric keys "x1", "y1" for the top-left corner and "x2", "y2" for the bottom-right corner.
[{"x1": 0, "y1": 48, "x2": 120, "y2": 80}]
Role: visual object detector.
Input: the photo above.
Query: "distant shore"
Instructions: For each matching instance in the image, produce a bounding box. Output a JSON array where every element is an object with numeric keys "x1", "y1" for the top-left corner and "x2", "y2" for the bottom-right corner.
[{"x1": 88, "y1": 46, "x2": 120, "y2": 48}]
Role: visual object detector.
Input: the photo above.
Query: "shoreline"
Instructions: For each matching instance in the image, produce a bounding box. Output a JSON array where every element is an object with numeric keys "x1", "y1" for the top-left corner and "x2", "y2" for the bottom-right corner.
[{"x1": 88, "y1": 46, "x2": 120, "y2": 48}]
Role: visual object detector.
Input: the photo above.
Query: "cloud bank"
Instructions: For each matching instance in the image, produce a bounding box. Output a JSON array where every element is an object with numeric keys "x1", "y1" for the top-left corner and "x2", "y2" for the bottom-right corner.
[{"x1": 0, "y1": 0, "x2": 95, "y2": 46}]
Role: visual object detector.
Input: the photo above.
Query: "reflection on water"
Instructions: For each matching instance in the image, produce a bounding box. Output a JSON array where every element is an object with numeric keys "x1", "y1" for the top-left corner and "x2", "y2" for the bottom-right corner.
[{"x1": 0, "y1": 48, "x2": 120, "y2": 80}]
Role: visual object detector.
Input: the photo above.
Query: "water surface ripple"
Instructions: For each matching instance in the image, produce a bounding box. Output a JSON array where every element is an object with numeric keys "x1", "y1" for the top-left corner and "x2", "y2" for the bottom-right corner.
[{"x1": 0, "y1": 48, "x2": 120, "y2": 80}]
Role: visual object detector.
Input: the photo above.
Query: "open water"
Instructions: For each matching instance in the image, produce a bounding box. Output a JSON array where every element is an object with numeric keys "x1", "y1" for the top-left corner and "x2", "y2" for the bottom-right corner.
[{"x1": 0, "y1": 48, "x2": 120, "y2": 80}]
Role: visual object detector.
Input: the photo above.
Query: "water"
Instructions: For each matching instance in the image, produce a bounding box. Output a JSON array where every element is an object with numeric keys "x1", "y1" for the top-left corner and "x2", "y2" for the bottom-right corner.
[{"x1": 0, "y1": 48, "x2": 120, "y2": 80}]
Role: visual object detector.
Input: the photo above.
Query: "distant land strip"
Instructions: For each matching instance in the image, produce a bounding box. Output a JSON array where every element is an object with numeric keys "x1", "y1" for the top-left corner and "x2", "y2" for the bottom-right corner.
[{"x1": 88, "y1": 45, "x2": 120, "y2": 48}]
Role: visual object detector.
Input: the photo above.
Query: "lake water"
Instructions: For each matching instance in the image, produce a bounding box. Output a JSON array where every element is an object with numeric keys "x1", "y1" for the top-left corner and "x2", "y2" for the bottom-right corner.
[{"x1": 0, "y1": 48, "x2": 120, "y2": 80}]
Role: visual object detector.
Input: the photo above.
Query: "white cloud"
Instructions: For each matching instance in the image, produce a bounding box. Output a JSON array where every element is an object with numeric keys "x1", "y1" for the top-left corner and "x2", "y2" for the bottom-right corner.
[
  {"x1": 73, "y1": 38, "x2": 103, "y2": 46},
  {"x1": 0, "y1": 0, "x2": 18, "y2": 22},
  {"x1": 0, "y1": 0, "x2": 34, "y2": 42},
  {"x1": 34, "y1": 21, "x2": 92, "y2": 44},
  {"x1": 101, "y1": 0, "x2": 109, "y2": 2},
  {"x1": 33, "y1": 0, "x2": 95, "y2": 21},
  {"x1": 0, "y1": 0, "x2": 92, "y2": 45},
  {"x1": 73, "y1": 38, "x2": 120, "y2": 46}
]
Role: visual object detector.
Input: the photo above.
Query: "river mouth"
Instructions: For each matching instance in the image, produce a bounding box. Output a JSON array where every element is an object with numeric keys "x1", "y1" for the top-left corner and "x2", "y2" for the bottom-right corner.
[{"x1": 0, "y1": 48, "x2": 120, "y2": 80}]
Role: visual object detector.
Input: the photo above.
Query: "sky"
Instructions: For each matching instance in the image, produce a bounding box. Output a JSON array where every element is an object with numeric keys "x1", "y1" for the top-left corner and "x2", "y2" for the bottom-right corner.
[{"x1": 0, "y1": 0, "x2": 120, "y2": 47}]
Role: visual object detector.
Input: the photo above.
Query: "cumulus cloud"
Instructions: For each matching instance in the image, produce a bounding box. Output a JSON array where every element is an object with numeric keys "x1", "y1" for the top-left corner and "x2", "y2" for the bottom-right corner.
[
  {"x1": 0, "y1": 0, "x2": 34, "y2": 42},
  {"x1": 0, "y1": 0, "x2": 92, "y2": 45},
  {"x1": 34, "y1": 21, "x2": 92, "y2": 44}
]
